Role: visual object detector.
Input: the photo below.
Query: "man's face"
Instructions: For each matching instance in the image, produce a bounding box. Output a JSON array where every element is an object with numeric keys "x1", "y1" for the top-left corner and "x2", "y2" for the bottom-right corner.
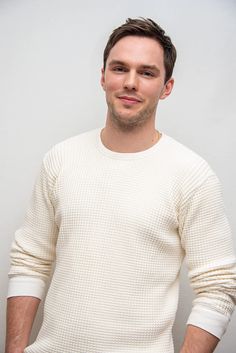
[{"x1": 101, "y1": 36, "x2": 174, "y2": 130}]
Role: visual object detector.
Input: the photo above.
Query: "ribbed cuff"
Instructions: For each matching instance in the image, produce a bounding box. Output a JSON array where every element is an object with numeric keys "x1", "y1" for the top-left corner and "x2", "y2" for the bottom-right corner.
[
  {"x1": 187, "y1": 305, "x2": 231, "y2": 339},
  {"x1": 7, "y1": 276, "x2": 46, "y2": 300}
]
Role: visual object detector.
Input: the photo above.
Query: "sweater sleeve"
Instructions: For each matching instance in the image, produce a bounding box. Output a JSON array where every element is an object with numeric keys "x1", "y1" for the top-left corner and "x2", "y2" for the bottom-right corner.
[
  {"x1": 8, "y1": 151, "x2": 59, "y2": 300},
  {"x1": 179, "y1": 173, "x2": 236, "y2": 339}
]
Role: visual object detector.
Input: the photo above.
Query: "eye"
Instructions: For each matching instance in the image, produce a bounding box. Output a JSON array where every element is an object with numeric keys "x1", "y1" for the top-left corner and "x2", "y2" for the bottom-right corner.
[
  {"x1": 141, "y1": 70, "x2": 155, "y2": 77},
  {"x1": 112, "y1": 66, "x2": 127, "y2": 73}
]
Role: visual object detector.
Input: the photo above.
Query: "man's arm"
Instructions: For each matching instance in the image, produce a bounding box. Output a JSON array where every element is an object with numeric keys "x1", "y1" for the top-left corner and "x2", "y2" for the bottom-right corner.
[
  {"x1": 179, "y1": 172, "x2": 236, "y2": 342},
  {"x1": 5, "y1": 296, "x2": 40, "y2": 353},
  {"x1": 6, "y1": 150, "x2": 60, "y2": 352},
  {"x1": 180, "y1": 325, "x2": 219, "y2": 353}
]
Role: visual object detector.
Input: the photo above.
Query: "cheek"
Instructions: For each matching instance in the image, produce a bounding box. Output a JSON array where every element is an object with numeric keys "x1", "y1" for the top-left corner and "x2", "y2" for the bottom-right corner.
[
  {"x1": 145, "y1": 83, "x2": 165, "y2": 100},
  {"x1": 105, "y1": 77, "x2": 124, "y2": 92}
]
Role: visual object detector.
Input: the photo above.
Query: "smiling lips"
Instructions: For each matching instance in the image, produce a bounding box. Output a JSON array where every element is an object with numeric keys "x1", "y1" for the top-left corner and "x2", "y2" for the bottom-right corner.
[{"x1": 118, "y1": 95, "x2": 142, "y2": 105}]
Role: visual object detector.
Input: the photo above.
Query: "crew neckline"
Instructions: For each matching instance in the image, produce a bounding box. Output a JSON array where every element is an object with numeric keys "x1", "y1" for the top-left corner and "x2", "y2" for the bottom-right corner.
[{"x1": 96, "y1": 128, "x2": 166, "y2": 160}]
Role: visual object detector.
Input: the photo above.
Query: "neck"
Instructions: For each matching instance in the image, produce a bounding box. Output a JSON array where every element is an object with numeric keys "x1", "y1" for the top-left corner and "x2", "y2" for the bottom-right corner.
[{"x1": 101, "y1": 118, "x2": 161, "y2": 153}]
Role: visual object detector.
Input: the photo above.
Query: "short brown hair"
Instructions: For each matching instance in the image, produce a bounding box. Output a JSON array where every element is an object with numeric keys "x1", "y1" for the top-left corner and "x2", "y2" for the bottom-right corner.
[{"x1": 103, "y1": 18, "x2": 177, "y2": 83}]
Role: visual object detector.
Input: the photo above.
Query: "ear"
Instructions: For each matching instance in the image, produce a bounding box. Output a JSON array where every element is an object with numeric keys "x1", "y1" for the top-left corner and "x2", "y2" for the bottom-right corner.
[
  {"x1": 101, "y1": 68, "x2": 106, "y2": 91},
  {"x1": 160, "y1": 78, "x2": 174, "y2": 100}
]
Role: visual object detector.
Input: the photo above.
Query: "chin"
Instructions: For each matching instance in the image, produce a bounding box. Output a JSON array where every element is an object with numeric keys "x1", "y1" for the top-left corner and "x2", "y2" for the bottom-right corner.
[{"x1": 112, "y1": 114, "x2": 148, "y2": 130}]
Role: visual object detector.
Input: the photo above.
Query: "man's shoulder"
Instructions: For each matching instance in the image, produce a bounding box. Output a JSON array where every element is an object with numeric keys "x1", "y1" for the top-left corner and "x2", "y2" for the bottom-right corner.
[
  {"x1": 47, "y1": 128, "x2": 99, "y2": 156},
  {"x1": 164, "y1": 134, "x2": 204, "y2": 163},
  {"x1": 52, "y1": 128, "x2": 100, "y2": 152},
  {"x1": 162, "y1": 134, "x2": 216, "y2": 184},
  {"x1": 164, "y1": 134, "x2": 210, "y2": 166},
  {"x1": 42, "y1": 127, "x2": 100, "y2": 172}
]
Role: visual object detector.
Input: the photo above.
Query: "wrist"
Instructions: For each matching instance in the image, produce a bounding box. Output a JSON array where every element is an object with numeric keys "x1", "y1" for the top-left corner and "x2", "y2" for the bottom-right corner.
[{"x1": 5, "y1": 346, "x2": 25, "y2": 353}]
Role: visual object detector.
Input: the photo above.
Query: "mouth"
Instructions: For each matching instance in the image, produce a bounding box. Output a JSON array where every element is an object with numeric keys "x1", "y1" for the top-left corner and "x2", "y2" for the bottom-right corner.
[{"x1": 118, "y1": 95, "x2": 142, "y2": 105}]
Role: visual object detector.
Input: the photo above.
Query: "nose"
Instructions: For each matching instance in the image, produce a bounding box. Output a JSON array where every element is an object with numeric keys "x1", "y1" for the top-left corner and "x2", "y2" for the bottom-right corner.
[{"x1": 123, "y1": 71, "x2": 138, "y2": 91}]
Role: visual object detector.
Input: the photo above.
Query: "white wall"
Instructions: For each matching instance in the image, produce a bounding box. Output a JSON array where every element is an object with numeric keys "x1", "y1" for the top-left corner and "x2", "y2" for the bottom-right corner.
[{"x1": 1, "y1": 0, "x2": 235, "y2": 351}]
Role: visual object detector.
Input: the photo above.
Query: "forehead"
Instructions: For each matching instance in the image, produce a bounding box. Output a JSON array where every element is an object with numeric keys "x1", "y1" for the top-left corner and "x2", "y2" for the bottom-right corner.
[{"x1": 107, "y1": 36, "x2": 165, "y2": 67}]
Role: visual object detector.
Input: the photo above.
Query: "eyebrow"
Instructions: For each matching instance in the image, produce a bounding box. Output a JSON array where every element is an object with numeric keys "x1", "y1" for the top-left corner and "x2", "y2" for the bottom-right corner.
[
  {"x1": 141, "y1": 65, "x2": 161, "y2": 75},
  {"x1": 108, "y1": 60, "x2": 160, "y2": 74},
  {"x1": 108, "y1": 60, "x2": 126, "y2": 68}
]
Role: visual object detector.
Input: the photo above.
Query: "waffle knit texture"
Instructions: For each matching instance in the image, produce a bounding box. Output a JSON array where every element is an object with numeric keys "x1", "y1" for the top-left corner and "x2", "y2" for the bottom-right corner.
[{"x1": 8, "y1": 128, "x2": 236, "y2": 353}]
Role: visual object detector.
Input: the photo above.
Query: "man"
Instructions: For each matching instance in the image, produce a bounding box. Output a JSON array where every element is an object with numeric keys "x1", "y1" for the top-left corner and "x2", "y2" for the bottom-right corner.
[{"x1": 5, "y1": 18, "x2": 236, "y2": 353}]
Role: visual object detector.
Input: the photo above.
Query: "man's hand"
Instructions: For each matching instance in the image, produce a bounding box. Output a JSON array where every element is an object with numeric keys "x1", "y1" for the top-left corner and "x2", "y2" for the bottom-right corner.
[
  {"x1": 5, "y1": 296, "x2": 40, "y2": 353},
  {"x1": 180, "y1": 324, "x2": 220, "y2": 353}
]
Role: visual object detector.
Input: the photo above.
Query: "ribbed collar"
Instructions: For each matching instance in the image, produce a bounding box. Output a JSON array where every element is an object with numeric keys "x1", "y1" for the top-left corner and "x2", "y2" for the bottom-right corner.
[{"x1": 95, "y1": 127, "x2": 166, "y2": 160}]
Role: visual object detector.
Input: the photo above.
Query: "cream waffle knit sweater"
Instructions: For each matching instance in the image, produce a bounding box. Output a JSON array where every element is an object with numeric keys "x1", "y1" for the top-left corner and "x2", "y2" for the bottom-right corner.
[{"x1": 8, "y1": 128, "x2": 236, "y2": 353}]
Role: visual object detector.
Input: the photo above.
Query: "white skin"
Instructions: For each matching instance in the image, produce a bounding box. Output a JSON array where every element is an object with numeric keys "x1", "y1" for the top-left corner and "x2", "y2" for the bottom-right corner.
[{"x1": 100, "y1": 35, "x2": 174, "y2": 153}]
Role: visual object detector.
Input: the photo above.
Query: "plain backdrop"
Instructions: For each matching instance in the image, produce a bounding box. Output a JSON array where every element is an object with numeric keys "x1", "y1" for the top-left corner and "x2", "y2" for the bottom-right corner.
[{"x1": 0, "y1": 0, "x2": 235, "y2": 352}]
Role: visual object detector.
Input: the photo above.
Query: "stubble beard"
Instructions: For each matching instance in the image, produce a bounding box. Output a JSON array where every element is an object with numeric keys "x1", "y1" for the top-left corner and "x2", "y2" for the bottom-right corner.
[{"x1": 107, "y1": 101, "x2": 157, "y2": 132}]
